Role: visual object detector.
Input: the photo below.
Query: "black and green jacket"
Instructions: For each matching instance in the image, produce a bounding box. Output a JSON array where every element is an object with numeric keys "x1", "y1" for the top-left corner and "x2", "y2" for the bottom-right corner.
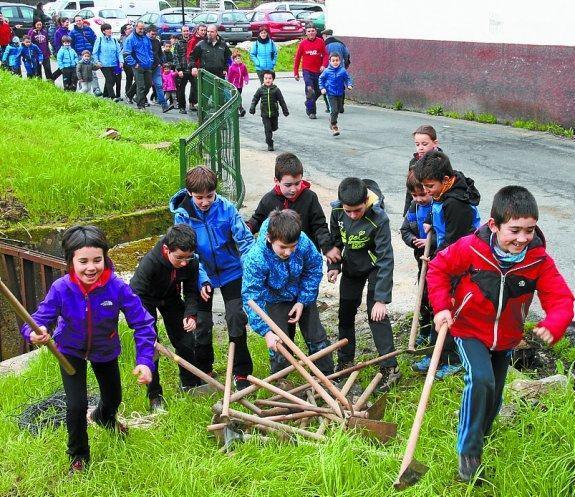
[
  {"x1": 249, "y1": 84, "x2": 289, "y2": 118},
  {"x1": 328, "y1": 180, "x2": 394, "y2": 303}
]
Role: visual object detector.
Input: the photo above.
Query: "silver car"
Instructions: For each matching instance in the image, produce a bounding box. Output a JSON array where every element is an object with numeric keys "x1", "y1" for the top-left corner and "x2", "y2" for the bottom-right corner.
[{"x1": 191, "y1": 10, "x2": 251, "y2": 44}]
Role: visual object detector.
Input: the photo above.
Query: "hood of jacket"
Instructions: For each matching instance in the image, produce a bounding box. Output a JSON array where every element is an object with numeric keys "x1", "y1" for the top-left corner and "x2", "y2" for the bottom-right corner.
[{"x1": 443, "y1": 170, "x2": 480, "y2": 206}]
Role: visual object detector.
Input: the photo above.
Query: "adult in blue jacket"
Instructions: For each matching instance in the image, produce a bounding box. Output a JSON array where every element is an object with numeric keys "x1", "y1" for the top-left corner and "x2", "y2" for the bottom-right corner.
[
  {"x1": 249, "y1": 27, "x2": 277, "y2": 83},
  {"x1": 123, "y1": 21, "x2": 153, "y2": 110},
  {"x1": 169, "y1": 166, "x2": 255, "y2": 389},
  {"x1": 69, "y1": 15, "x2": 101, "y2": 94},
  {"x1": 93, "y1": 23, "x2": 123, "y2": 100},
  {"x1": 242, "y1": 210, "x2": 334, "y2": 375}
]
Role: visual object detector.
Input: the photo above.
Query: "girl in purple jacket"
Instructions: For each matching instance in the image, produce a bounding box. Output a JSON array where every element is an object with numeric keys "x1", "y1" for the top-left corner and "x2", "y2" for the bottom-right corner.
[
  {"x1": 21, "y1": 225, "x2": 156, "y2": 474},
  {"x1": 226, "y1": 49, "x2": 249, "y2": 117}
]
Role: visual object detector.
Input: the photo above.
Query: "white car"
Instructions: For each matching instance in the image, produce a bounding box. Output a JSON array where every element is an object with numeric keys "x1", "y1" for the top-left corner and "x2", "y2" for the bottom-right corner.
[{"x1": 74, "y1": 7, "x2": 130, "y2": 38}]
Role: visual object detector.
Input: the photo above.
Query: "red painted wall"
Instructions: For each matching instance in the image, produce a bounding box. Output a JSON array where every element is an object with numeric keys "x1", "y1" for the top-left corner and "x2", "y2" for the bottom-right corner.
[{"x1": 343, "y1": 36, "x2": 575, "y2": 127}]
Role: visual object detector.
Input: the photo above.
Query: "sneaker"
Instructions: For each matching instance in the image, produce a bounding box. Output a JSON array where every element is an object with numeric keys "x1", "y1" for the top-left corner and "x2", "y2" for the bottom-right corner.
[
  {"x1": 435, "y1": 363, "x2": 463, "y2": 380},
  {"x1": 376, "y1": 366, "x2": 401, "y2": 393},
  {"x1": 179, "y1": 108, "x2": 188, "y2": 114},
  {"x1": 149, "y1": 396, "x2": 167, "y2": 413},
  {"x1": 180, "y1": 382, "x2": 217, "y2": 397},
  {"x1": 331, "y1": 125, "x2": 340, "y2": 136},
  {"x1": 113, "y1": 97, "x2": 123, "y2": 102},
  {"x1": 162, "y1": 103, "x2": 174, "y2": 113},
  {"x1": 93, "y1": 89, "x2": 103, "y2": 97},
  {"x1": 308, "y1": 113, "x2": 317, "y2": 120},
  {"x1": 190, "y1": 104, "x2": 198, "y2": 112},
  {"x1": 412, "y1": 356, "x2": 432, "y2": 374},
  {"x1": 233, "y1": 375, "x2": 250, "y2": 391},
  {"x1": 239, "y1": 108, "x2": 246, "y2": 117},
  {"x1": 267, "y1": 143, "x2": 274, "y2": 151},
  {"x1": 458, "y1": 454, "x2": 482, "y2": 482},
  {"x1": 69, "y1": 457, "x2": 86, "y2": 475}
]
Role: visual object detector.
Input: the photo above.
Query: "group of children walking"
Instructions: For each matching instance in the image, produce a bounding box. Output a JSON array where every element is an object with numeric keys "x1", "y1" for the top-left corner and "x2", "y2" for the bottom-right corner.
[{"x1": 22, "y1": 120, "x2": 573, "y2": 482}]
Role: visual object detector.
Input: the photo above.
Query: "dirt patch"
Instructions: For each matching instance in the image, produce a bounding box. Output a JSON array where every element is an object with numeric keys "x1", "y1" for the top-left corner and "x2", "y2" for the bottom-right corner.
[{"x1": 0, "y1": 190, "x2": 28, "y2": 225}]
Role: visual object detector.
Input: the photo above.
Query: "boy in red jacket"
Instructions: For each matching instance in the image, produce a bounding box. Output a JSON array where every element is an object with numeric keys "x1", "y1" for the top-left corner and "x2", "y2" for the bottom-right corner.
[
  {"x1": 293, "y1": 23, "x2": 327, "y2": 119},
  {"x1": 427, "y1": 185, "x2": 574, "y2": 483}
]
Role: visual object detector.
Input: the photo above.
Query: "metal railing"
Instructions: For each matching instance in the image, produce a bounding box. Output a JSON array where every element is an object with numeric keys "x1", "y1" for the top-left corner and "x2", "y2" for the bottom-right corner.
[
  {"x1": 0, "y1": 240, "x2": 66, "y2": 359},
  {"x1": 179, "y1": 69, "x2": 244, "y2": 207}
]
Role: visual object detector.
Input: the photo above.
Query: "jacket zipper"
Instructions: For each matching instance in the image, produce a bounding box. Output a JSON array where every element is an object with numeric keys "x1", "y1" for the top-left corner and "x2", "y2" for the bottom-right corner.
[
  {"x1": 267, "y1": 87, "x2": 271, "y2": 117},
  {"x1": 453, "y1": 291, "x2": 473, "y2": 321},
  {"x1": 84, "y1": 294, "x2": 92, "y2": 359},
  {"x1": 470, "y1": 247, "x2": 544, "y2": 349},
  {"x1": 202, "y1": 210, "x2": 221, "y2": 283}
]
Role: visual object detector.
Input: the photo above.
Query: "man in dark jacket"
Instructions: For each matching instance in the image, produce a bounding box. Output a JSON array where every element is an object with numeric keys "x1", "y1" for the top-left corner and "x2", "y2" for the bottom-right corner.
[
  {"x1": 69, "y1": 15, "x2": 101, "y2": 95},
  {"x1": 123, "y1": 21, "x2": 153, "y2": 110},
  {"x1": 130, "y1": 225, "x2": 210, "y2": 410},
  {"x1": 249, "y1": 70, "x2": 289, "y2": 151},
  {"x1": 190, "y1": 24, "x2": 231, "y2": 79}
]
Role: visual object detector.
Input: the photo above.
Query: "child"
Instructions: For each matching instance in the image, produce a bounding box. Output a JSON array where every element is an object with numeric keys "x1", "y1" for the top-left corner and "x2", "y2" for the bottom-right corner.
[
  {"x1": 169, "y1": 166, "x2": 255, "y2": 390},
  {"x1": 161, "y1": 41, "x2": 174, "y2": 68},
  {"x1": 242, "y1": 210, "x2": 334, "y2": 376},
  {"x1": 1, "y1": 36, "x2": 22, "y2": 75},
  {"x1": 57, "y1": 35, "x2": 79, "y2": 91},
  {"x1": 427, "y1": 186, "x2": 574, "y2": 482},
  {"x1": 403, "y1": 125, "x2": 442, "y2": 216},
  {"x1": 226, "y1": 49, "x2": 249, "y2": 116},
  {"x1": 412, "y1": 151, "x2": 481, "y2": 378},
  {"x1": 319, "y1": 52, "x2": 353, "y2": 136},
  {"x1": 400, "y1": 171, "x2": 435, "y2": 347},
  {"x1": 19, "y1": 35, "x2": 43, "y2": 79},
  {"x1": 76, "y1": 49, "x2": 94, "y2": 94},
  {"x1": 161, "y1": 63, "x2": 178, "y2": 107},
  {"x1": 246, "y1": 152, "x2": 340, "y2": 264},
  {"x1": 327, "y1": 177, "x2": 399, "y2": 392},
  {"x1": 249, "y1": 70, "x2": 289, "y2": 151},
  {"x1": 21, "y1": 225, "x2": 155, "y2": 473},
  {"x1": 130, "y1": 224, "x2": 211, "y2": 410}
]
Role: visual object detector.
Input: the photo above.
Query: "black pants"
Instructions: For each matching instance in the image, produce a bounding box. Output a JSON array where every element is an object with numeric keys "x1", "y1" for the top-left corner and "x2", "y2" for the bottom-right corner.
[
  {"x1": 134, "y1": 67, "x2": 152, "y2": 108},
  {"x1": 455, "y1": 338, "x2": 511, "y2": 457},
  {"x1": 237, "y1": 86, "x2": 244, "y2": 112},
  {"x1": 101, "y1": 67, "x2": 121, "y2": 98},
  {"x1": 145, "y1": 298, "x2": 198, "y2": 399},
  {"x1": 123, "y1": 65, "x2": 134, "y2": 97},
  {"x1": 61, "y1": 67, "x2": 77, "y2": 91},
  {"x1": 262, "y1": 115, "x2": 278, "y2": 146},
  {"x1": 177, "y1": 71, "x2": 194, "y2": 109},
  {"x1": 326, "y1": 95, "x2": 344, "y2": 126},
  {"x1": 60, "y1": 354, "x2": 122, "y2": 462},
  {"x1": 338, "y1": 271, "x2": 397, "y2": 369},
  {"x1": 194, "y1": 277, "x2": 253, "y2": 381},
  {"x1": 267, "y1": 301, "x2": 334, "y2": 376},
  {"x1": 37, "y1": 57, "x2": 53, "y2": 79}
]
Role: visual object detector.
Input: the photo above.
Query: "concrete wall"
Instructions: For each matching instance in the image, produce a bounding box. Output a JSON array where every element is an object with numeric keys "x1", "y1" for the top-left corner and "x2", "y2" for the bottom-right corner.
[{"x1": 325, "y1": 0, "x2": 575, "y2": 125}]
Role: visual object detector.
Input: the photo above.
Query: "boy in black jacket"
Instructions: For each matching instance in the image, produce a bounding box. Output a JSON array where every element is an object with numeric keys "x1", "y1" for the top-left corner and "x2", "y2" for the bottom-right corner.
[
  {"x1": 249, "y1": 70, "x2": 289, "y2": 151},
  {"x1": 246, "y1": 152, "x2": 340, "y2": 264},
  {"x1": 130, "y1": 224, "x2": 210, "y2": 411},
  {"x1": 327, "y1": 177, "x2": 399, "y2": 392}
]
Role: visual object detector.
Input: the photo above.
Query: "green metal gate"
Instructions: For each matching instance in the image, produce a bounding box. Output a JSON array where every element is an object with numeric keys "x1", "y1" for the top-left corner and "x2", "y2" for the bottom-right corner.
[{"x1": 179, "y1": 69, "x2": 244, "y2": 207}]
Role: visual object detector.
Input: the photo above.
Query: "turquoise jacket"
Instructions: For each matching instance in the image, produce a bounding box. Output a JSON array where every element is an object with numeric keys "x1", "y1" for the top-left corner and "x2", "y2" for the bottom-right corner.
[
  {"x1": 57, "y1": 45, "x2": 79, "y2": 69},
  {"x1": 249, "y1": 38, "x2": 277, "y2": 71},
  {"x1": 92, "y1": 34, "x2": 123, "y2": 68}
]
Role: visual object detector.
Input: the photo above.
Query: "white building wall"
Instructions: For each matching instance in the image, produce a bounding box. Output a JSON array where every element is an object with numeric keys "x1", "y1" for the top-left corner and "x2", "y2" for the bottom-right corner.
[{"x1": 325, "y1": 0, "x2": 575, "y2": 46}]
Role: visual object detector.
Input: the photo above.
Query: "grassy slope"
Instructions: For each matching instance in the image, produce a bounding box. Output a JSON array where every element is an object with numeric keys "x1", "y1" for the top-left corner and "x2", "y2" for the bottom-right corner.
[
  {"x1": 0, "y1": 323, "x2": 573, "y2": 497},
  {"x1": 0, "y1": 73, "x2": 195, "y2": 227}
]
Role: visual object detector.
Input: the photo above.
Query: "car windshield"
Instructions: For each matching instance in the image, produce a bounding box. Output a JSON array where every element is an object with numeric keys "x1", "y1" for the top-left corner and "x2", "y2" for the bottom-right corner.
[
  {"x1": 99, "y1": 9, "x2": 125, "y2": 19},
  {"x1": 163, "y1": 13, "x2": 194, "y2": 23},
  {"x1": 269, "y1": 12, "x2": 296, "y2": 22},
  {"x1": 221, "y1": 12, "x2": 247, "y2": 23}
]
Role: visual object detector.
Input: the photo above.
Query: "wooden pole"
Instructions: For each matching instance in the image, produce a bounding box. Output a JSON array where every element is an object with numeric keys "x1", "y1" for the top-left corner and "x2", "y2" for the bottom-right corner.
[
  {"x1": 408, "y1": 235, "x2": 432, "y2": 350},
  {"x1": 221, "y1": 341, "x2": 235, "y2": 422}
]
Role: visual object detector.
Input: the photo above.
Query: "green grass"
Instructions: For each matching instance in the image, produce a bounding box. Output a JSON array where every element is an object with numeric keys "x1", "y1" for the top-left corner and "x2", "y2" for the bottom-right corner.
[
  {"x1": 0, "y1": 72, "x2": 195, "y2": 227},
  {"x1": 1, "y1": 322, "x2": 574, "y2": 497},
  {"x1": 238, "y1": 42, "x2": 298, "y2": 74}
]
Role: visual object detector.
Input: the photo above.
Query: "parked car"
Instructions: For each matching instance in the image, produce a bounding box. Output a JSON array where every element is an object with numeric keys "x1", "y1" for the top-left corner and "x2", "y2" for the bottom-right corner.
[
  {"x1": 295, "y1": 10, "x2": 324, "y2": 31},
  {"x1": 247, "y1": 10, "x2": 303, "y2": 41},
  {"x1": 191, "y1": 10, "x2": 250, "y2": 44},
  {"x1": 136, "y1": 11, "x2": 195, "y2": 40},
  {"x1": 254, "y1": 1, "x2": 324, "y2": 17},
  {"x1": 119, "y1": 0, "x2": 172, "y2": 19},
  {"x1": 74, "y1": 8, "x2": 129, "y2": 38},
  {"x1": 161, "y1": 6, "x2": 200, "y2": 17},
  {"x1": 46, "y1": 0, "x2": 113, "y2": 20},
  {"x1": 0, "y1": 2, "x2": 36, "y2": 38}
]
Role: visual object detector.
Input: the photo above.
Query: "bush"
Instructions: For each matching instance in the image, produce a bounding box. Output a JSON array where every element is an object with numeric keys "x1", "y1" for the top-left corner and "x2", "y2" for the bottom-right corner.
[
  {"x1": 393, "y1": 100, "x2": 404, "y2": 111},
  {"x1": 476, "y1": 113, "x2": 498, "y2": 124},
  {"x1": 444, "y1": 111, "x2": 461, "y2": 119},
  {"x1": 426, "y1": 105, "x2": 443, "y2": 116},
  {"x1": 462, "y1": 110, "x2": 476, "y2": 121}
]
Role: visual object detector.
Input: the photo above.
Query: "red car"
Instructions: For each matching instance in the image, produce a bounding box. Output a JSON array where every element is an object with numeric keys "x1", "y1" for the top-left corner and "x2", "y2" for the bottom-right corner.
[{"x1": 247, "y1": 11, "x2": 304, "y2": 41}]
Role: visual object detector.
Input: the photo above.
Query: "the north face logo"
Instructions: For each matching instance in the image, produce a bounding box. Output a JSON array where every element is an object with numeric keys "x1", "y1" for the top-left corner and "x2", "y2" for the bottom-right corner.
[
  {"x1": 101, "y1": 300, "x2": 113, "y2": 307},
  {"x1": 518, "y1": 281, "x2": 525, "y2": 287}
]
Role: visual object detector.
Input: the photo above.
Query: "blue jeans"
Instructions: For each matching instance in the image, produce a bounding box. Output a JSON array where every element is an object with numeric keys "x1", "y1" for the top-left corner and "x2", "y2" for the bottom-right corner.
[
  {"x1": 302, "y1": 69, "x2": 320, "y2": 115},
  {"x1": 152, "y1": 66, "x2": 166, "y2": 105}
]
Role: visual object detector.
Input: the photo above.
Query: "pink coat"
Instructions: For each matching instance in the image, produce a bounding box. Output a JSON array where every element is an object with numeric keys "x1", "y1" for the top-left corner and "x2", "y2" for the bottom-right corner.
[
  {"x1": 162, "y1": 70, "x2": 178, "y2": 91},
  {"x1": 226, "y1": 62, "x2": 249, "y2": 89}
]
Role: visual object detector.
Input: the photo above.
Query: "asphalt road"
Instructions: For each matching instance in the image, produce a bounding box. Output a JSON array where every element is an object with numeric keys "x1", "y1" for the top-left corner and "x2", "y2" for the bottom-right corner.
[{"x1": 237, "y1": 73, "x2": 575, "y2": 294}]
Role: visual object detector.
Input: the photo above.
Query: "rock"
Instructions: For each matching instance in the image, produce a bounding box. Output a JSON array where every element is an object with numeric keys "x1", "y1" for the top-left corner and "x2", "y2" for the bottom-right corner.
[
  {"x1": 100, "y1": 127, "x2": 120, "y2": 139},
  {"x1": 507, "y1": 374, "x2": 568, "y2": 400}
]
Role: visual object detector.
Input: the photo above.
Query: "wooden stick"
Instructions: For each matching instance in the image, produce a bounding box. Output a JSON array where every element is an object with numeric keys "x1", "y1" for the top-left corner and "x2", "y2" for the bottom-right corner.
[
  {"x1": 276, "y1": 343, "x2": 344, "y2": 417},
  {"x1": 339, "y1": 370, "x2": 360, "y2": 397},
  {"x1": 353, "y1": 372, "x2": 383, "y2": 411},
  {"x1": 207, "y1": 423, "x2": 228, "y2": 432},
  {"x1": 247, "y1": 375, "x2": 314, "y2": 409},
  {"x1": 408, "y1": 235, "x2": 433, "y2": 350},
  {"x1": 228, "y1": 338, "x2": 347, "y2": 404},
  {"x1": 227, "y1": 408, "x2": 326, "y2": 441},
  {"x1": 255, "y1": 399, "x2": 336, "y2": 415},
  {"x1": 221, "y1": 341, "x2": 235, "y2": 422},
  {"x1": 266, "y1": 411, "x2": 324, "y2": 423},
  {"x1": 248, "y1": 300, "x2": 352, "y2": 411},
  {"x1": 395, "y1": 323, "x2": 449, "y2": 484},
  {"x1": 0, "y1": 278, "x2": 76, "y2": 375},
  {"x1": 155, "y1": 342, "x2": 262, "y2": 416}
]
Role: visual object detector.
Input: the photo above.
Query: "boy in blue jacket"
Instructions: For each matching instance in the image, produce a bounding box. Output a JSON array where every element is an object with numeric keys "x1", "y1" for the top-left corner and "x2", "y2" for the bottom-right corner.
[
  {"x1": 1, "y1": 36, "x2": 21, "y2": 75},
  {"x1": 19, "y1": 35, "x2": 43, "y2": 78},
  {"x1": 57, "y1": 35, "x2": 79, "y2": 91},
  {"x1": 170, "y1": 166, "x2": 255, "y2": 390},
  {"x1": 242, "y1": 209, "x2": 334, "y2": 376},
  {"x1": 319, "y1": 52, "x2": 352, "y2": 136}
]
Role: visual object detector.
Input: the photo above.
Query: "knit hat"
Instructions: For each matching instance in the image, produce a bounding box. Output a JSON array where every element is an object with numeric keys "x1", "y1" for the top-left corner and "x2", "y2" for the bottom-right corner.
[{"x1": 12, "y1": 36, "x2": 20, "y2": 43}]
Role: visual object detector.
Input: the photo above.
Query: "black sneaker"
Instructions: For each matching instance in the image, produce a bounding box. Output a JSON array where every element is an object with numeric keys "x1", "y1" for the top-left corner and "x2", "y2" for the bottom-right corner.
[
  {"x1": 68, "y1": 457, "x2": 87, "y2": 475},
  {"x1": 458, "y1": 454, "x2": 482, "y2": 482},
  {"x1": 179, "y1": 108, "x2": 188, "y2": 114},
  {"x1": 113, "y1": 97, "x2": 123, "y2": 102},
  {"x1": 267, "y1": 143, "x2": 274, "y2": 151},
  {"x1": 233, "y1": 375, "x2": 250, "y2": 391},
  {"x1": 308, "y1": 113, "x2": 317, "y2": 120},
  {"x1": 149, "y1": 396, "x2": 167, "y2": 413},
  {"x1": 376, "y1": 366, "x2": 401, "y2": 393},
  {"x1": 239, "y1": 108, "x2": 246, "y2": 117}
]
